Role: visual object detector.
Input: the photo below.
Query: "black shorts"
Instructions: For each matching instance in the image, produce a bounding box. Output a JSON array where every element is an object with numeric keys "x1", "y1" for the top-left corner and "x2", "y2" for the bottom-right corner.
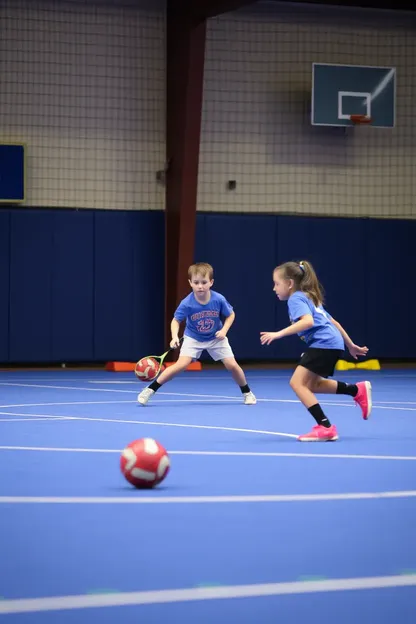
[{"x1": 298, "y1": 348, "x2": 343, "y2": 378}]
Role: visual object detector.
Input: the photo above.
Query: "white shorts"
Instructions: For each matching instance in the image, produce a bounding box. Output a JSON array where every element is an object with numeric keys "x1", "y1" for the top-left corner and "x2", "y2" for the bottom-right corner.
[{"x1": 180, "y1": 335, "x2": 234, "y2": 362}]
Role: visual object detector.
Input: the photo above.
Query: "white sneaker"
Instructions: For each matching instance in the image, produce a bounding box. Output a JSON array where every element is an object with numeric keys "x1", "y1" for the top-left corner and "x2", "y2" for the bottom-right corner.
[
  {"x1": 243, "y1": 391, "x2": 256, "y2": 405},
  {"x1": 137, "y1": 388, "x2": 155, "y2": 406}
]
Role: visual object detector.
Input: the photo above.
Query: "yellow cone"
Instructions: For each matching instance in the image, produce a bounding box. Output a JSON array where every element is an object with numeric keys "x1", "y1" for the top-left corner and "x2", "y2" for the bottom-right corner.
[
  {"x1": 356, "y1": 359, "x2": 381, "y2": 370},
  {"x1": 336, "y1": 359, "x2": 380, "y2": 371}
]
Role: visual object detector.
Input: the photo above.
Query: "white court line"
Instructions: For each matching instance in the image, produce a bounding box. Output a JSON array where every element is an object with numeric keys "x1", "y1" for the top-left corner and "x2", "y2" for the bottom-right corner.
[
  {"x1": 1, "y1": 397, "x2": 415, "y2": 409},
  {"x1": 0, "y1": 382, "x2": 297, "y2": 404},
  {"x1": 0, "y1": 412, "x2": 299, "y2": 439},
  {"x1": 1, "y1": 399, "x2": 415, "y2": 411},
  {"x1": 0, "y1": 382, "x2": 137, "y2": 394},
  {"x1": 0, "y1": 382, "x2": 301, "y2": 404},
  {"x1": 377, "y1": 401, "x2": 416, "y2": 405},
  {"x1": 0, "y1": 417, "x2": 67, "y2": 423},
  {"x1": 1, "y1": 445, "x2": 416, "y2": 461},
  {"x1": 1, "y1": 490, "x2": 416, "y2": 505},
  {"x1": 0, "y1": 382, "x2": 415, "y2": 411},
  {"x1": 133, "y1": 396, "x2": 416, "y2": 412},
  {"x1": 0, "y1": 399, "x2": 241, "y2": 409},
  {"x1": 0, "y1": 574, "x2": 415, "y2": 614},
  {"x1": 0, "y1": 400, "x2": 138, "y2": 408},
  {"x1": 88, "y1": 381, "x2": 416, "y2": 400}
]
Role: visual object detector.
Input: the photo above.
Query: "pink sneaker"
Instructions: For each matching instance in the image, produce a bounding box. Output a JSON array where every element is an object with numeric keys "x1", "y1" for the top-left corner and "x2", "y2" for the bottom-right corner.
[
  {"x1": 298, "y1": 424, "x2": 339, "y2": 442},
  {"x1": 354, "y1": 381, "x2": 372, "y2": 420}
]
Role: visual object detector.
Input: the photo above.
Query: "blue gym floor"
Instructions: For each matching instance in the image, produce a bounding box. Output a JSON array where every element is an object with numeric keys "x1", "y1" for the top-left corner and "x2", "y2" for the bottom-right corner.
[{"x1": 0, "y1": 368, "x2": 415, "y2": 622}]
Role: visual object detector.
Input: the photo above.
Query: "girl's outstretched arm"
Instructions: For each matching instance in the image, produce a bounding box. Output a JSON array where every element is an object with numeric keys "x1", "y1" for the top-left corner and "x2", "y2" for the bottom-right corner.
[{"x1": 260, "y1": 314, "x2": 314, "y2": 345}]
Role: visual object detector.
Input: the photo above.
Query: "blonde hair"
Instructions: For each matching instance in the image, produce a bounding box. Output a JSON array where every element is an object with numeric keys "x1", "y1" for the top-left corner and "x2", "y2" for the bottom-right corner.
[
  {"x1": 188, "y1": 262, "x2": 214, "y2": 280},
  {"x1": 275, "y1": 260, "x2": 324, "y2": 307}
]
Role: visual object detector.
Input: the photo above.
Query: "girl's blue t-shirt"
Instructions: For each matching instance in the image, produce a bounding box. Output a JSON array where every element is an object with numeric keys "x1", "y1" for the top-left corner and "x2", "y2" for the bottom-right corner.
[
  {"x1": 287, "y1": 291, "x2": 344, "y2": 350},
  {"x1": 174, "y1": 291, "x2": 233, "y2": 342}
]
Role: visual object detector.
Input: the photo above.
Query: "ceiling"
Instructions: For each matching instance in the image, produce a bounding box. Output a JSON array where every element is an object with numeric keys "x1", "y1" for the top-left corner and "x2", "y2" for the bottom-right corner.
[
  {"x1": 45, "y1": 0, "x2": 416, "y2": 15},
  {"x1": 169, "y1": 0, "x2": 416, "y2": 17},
  {"x1": 267, "y1": 0, "x2": 415, "y2": 11}
]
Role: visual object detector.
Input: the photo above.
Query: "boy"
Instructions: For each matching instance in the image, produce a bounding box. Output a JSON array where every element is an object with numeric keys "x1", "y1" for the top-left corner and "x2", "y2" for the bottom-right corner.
[{"x1": 137, "y1": 262, "x2": 256, "y2": 405}]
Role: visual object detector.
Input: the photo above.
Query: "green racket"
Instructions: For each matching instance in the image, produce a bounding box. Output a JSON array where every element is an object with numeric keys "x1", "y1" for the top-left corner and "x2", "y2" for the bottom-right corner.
[{"x1": 134, "y1": 337, "x2": 184, "y2": 382}]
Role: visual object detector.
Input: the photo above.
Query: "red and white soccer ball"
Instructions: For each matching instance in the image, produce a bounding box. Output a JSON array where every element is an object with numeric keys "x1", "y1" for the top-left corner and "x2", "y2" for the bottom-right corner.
[
  {"x1": 134, "y1": 357, "x2": 162, "y2": 382},
  {"x1": 120, "y1": 438, "x2": 170, "y2": 489}
]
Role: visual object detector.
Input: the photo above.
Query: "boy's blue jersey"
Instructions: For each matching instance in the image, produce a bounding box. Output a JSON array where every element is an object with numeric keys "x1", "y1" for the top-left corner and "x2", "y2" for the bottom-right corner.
[
  {"x1": 174, "y1": 290, "x2": 233, "y2": 342},
  {"x1": 287, "y1": 291, "x2": 344, "y2": 350}
]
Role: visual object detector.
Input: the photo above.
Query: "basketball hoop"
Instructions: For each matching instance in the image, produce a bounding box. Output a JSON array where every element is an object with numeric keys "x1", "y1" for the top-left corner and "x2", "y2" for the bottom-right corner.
[{"x1": 350, "y1": 114, "x2": 372, "y2": 125}]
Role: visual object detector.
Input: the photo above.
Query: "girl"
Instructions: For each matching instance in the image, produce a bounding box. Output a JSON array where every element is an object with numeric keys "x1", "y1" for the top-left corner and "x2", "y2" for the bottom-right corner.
[{"x1": 260, "y1": 260, "x2": 371, "y2": 441}]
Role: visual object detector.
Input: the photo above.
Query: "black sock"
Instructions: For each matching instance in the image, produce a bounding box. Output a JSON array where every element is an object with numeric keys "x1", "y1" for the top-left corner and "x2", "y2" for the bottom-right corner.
[
  {"x1": 308, "y1": 403, "x2": 331, "y2": 428},
  {"x1": 149, "y1": 380, "x2": 161, "y2": 392},
  {"x1": 336, "y1": 381, "x2": 358, "y2": 397},
  {"x1": 240, "y1": 384, "x2": 250, "y2": 394}
]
